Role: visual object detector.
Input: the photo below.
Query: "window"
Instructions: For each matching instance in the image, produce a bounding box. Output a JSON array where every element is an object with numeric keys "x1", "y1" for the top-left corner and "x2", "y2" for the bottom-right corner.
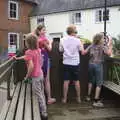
[
  {"x1": 8, "y1": 1, "x2": 18, "y2": 19},
  {"x1": 96, "y1": 9, "x2": 110, "y2": 22},
  {"x1": 37, "y1": 16, "x2": 44, "y2": 25},
  {"x1": 8, "y1": 33, "x2": 19, "y2": 49},
  {"x1": 72, "y1": 12, "x2": 81, "y2": 24}
]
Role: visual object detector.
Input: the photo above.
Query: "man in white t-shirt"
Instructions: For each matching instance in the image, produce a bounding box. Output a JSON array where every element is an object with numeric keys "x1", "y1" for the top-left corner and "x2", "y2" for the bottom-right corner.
[{"x1": 59, "y1": 25, "x2": 84, "y2": 103}]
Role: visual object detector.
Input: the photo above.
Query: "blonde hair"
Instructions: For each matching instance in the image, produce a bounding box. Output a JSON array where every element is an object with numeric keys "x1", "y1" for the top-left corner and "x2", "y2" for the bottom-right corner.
[
  {"x1": 93, "y1": 33, "x2": 104, "y2": 45},
  {"x1": 66, "y1": 24, "x2": 77, "y2": 35},
  {"x1": 25, "y1": 34, "x2": 38, "y2": 50}
]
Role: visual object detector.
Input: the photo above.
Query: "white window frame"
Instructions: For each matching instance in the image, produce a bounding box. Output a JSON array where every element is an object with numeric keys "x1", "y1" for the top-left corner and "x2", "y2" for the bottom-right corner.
[
  {"x1": 8, "y1": 0, "x2": 19, "y2": 20},
  {"x1": 95, "y1": 9, "x2": 110, "y2": 23},
  {"x1": 71, "y1": 12, "x2": 82, "y2": 24},
  {"x1": 8, "y1": 33, "x2": 19, "y2": 49},
  {"x1": 37, "y1": 16, "x2": 44, "y2": 25}
]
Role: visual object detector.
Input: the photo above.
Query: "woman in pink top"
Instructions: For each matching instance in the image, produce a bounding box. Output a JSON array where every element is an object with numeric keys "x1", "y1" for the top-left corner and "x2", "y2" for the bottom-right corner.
[
  {"x1": 14, "y1": 34, "x2": 48, "y2": 120},
  {"x1": 35, "y1": 25, "x2": 56, "y2": 104}
]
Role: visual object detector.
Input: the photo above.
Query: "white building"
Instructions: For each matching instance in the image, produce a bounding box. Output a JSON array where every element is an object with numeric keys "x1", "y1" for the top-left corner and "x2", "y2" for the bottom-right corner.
[{"x1": 30, "y1": 0, "x2": 120, "y2": 40}]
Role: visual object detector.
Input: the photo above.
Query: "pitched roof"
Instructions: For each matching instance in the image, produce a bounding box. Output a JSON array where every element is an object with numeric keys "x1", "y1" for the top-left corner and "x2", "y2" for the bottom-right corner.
[
  {"x1": 24, "y1": 0, "x2": 40, "y2": 4},
  {"x1": 30, "y1": 0, "x2": 120, "y2": 16}
]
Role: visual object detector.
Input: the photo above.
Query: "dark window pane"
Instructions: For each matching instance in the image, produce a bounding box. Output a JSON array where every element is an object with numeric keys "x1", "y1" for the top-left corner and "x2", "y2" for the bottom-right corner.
[
  {"x1": 13, "y1": 11, "x2": 16, "y2": 17},
  {"x1": 37, "y1": 17, "x2": 44, "y2": 24},
  {"x1": 10, "y1": 3, "x2": 13, "y2": 9},
  {"x1": 103, "y1": 9, "x2": 109, "y2": 21},
  {"x1": 10, "y1": 11, "x2": 16, "y2": 18},
  {"x1": 99, "y1": 10, "x2": 102, "y2": 22},
  {"x1": 76, "y1": 13, "x2": 81, "y2": 23},
  {"x1": 13, "y1": 4, "x2": 16, "y2": 10},
  {"x1": 106, "y1": 10, "x2": 109, "y2": 20},
  {"x1": 10, "y1": 3, "x2": 16, "y2": 10}
]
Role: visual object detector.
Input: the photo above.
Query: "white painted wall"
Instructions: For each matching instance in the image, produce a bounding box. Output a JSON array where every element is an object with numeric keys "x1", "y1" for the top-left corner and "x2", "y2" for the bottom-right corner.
[
  {"x1": 106, "y1": 6, "x2": 120, "y2": 37},
  {"x1": 45, "y1": 13, "x2": 70, "y2": 36},
  {"x1": 30, "y1": 16, "x2": 37, "y2": 32},
  {"x1": 30, "y1": 6, "x2": 120, "y2": 40}
]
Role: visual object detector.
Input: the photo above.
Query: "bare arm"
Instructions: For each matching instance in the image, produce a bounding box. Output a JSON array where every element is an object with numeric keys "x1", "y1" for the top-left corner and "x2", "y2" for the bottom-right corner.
[
  {"x1": 13, "y1": 55, "x2": 25, "y2": 60},
  {"x1": 44, "y1": 42, "x2": 52, "y2": 51},
  {"x1": 104, "y1": 47, "x2": 112, "y2": 56},
  {"x1": 59, "y1": 39, "x2": 64, "y2": 52},
  {"x1": 79, "y1": 41, "x2": 89, "y2": 55}
]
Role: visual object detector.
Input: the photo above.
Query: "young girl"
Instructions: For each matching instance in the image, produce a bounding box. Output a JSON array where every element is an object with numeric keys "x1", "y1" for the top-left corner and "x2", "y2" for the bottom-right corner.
[
  {"x1": 14, "y1": 34, "x2": 48, "y2": 120},
  {"x1": 35, "y1": 25, "x2": 56, "y2": 104},
  {"x1": 84, "y1": 33, "x2": 112, "y2": 107}
]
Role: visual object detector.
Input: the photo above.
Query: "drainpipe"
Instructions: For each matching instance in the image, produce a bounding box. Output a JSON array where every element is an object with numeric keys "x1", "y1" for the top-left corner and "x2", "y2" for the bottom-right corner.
[{"x1": 104, "y1": 0, "x2": 107, "y2": 37}]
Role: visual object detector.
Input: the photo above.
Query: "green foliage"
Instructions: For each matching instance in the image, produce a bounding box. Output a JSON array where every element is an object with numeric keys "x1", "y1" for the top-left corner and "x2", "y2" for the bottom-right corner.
[
  {"x1": 80, "y1": 37, "x2": 92, "y2": 44},
  {"x1": 112, "y1": 35, "x2": 120, "y2": 56}
]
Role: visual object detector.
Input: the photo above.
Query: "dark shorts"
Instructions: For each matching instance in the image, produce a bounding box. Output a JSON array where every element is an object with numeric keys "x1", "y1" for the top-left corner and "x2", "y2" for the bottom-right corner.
[
  {"x1": 88, "y1": 63, "x2": 103, "y2": 86},
  {"x1": 41, "y1": 50, "x2": 48, "y2": 78},
  {"x1": 63, "y1": 64, "x2": 80, "y2": 81}
]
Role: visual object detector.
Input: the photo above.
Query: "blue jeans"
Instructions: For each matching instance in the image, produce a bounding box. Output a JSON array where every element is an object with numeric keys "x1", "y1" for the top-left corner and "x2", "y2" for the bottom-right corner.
[{"x1": 88, "y1": 63, "x2": 103, "y2": 86}]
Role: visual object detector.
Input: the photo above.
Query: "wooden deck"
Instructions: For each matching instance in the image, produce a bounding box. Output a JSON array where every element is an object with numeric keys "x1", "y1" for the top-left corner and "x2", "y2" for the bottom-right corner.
[{"x1": 0, "y1": 82, "x2": 41, "y2": 120}]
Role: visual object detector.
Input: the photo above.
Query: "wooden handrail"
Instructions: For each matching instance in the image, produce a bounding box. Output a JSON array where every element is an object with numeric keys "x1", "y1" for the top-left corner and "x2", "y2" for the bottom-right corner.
[{"x1": 0, "y1": 58, "x2": 15, "y2": 100}]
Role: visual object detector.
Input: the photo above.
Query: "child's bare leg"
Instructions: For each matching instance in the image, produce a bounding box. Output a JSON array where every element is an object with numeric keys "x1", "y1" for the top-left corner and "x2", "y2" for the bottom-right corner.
[
  {"x1": 45, "y1": 67, "x2": 56, "y2": 104},
  {"x1": 88, "y1": 83, "x2": 93, "y2": 96},
  {"x1": 74, "y1": 80, "x2": 81, "y2": 103},
  {"x1": 62, "y1": 80, "x2": 70, "y2": 103},
  {"x1": 94, "y1": 86, "x2": 101, "y2": 100}
]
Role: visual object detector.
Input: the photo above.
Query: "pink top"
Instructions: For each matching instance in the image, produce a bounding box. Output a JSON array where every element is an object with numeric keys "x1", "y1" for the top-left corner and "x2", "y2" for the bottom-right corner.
[
  {"x1": 24, "y1": 49, "x2": 43, "y2": 77},
  {"x1": 38, "y1": 35, "x2": 49, "y2": 50}
]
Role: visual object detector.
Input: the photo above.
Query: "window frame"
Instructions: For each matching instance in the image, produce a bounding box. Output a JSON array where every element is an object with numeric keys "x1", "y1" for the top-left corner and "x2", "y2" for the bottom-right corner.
[
  {"x1": 8, "y1": 32, "x2": 19, "y2": 49},
  {"x1": 37, "y1": 16, "x2": 45, "y2": 25},
  {"x1": 71, "y1": 11, "x2": 82, "y2": 24},
  {"x1": 95, "y1": 9, "x2": 110, "y2": 23},
  {"x1": 8, "y1": 0, "x2": 19, "y2": 20}
]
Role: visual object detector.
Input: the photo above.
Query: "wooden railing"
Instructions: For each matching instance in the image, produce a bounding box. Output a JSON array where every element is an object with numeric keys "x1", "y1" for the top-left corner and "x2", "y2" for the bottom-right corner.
[
  {"x1": 103, "y1": 57, "x2": 120, "y2": 94},
  {"x1": 0, "y1": 58, "x2": 15, "y2": 100}
]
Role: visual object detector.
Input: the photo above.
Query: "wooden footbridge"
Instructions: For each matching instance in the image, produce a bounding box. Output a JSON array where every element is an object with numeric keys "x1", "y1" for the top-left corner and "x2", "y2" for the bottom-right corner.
[{"x1": 0, "y1": 42, "x2": 120, "y2": 120}]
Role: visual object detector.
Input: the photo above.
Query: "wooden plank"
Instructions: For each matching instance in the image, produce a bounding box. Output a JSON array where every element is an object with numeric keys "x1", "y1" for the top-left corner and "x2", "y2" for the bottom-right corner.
[
  {"x1": 0, "y1": 101, "x2": 11, "y2": 120},
  {"x1": 103, "y1": 81, "x2": 120, "y2": 95},
  {"x1": 32, "y1": 92, "x2": 41, "y2": 120},
  {"x1": 15, "y1": 83, "x2": 26, "y2": 120},
  {"x1": 24, "y1": 84, "x2": 32, "y2": 120},
  {"x1": 6, "y1": 82, "x2": 21, "y2": 120}
]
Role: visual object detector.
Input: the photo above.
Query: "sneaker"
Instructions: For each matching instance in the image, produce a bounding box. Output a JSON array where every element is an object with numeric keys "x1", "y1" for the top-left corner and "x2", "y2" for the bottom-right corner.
[
  {"x1": 47, "y1": 98, "x2": 56, "y2": 105},
  {"x1": 92, "y1": 101, "x2": 104, "y2": 107},
  {"x1": 85, "y1": 96, "x2": 91, "y2": 102}
]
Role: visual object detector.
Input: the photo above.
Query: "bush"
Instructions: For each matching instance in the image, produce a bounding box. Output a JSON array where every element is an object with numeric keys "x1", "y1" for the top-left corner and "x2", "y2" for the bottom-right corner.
[
  {"x1": 80, "y1": 37, "x2": 92, "y2": 44},
  {"x1": 112, "y1": 35, "x2": 120, "y2": 56}
]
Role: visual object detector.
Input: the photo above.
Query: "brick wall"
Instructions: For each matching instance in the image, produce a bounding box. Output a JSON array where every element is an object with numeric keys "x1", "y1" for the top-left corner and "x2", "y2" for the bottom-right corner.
[{"x1": 0, "y1": 0, "x2": 34, "y2": 55}]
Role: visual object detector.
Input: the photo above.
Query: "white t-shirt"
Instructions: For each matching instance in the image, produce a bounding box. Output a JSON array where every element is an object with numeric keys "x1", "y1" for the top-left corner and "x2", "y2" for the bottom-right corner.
[{"x1": 59, "y1": 35, "x2": 83, "y2": 65}]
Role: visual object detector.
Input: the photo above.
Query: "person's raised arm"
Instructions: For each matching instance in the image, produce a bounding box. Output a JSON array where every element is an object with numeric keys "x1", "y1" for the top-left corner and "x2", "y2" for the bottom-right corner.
[
  {"x1": 59, "y1": 39, "x2": 64, "y2": 52},
  {"x1": 103, "y1": 46, "x2": 112, "y2": 56}
]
